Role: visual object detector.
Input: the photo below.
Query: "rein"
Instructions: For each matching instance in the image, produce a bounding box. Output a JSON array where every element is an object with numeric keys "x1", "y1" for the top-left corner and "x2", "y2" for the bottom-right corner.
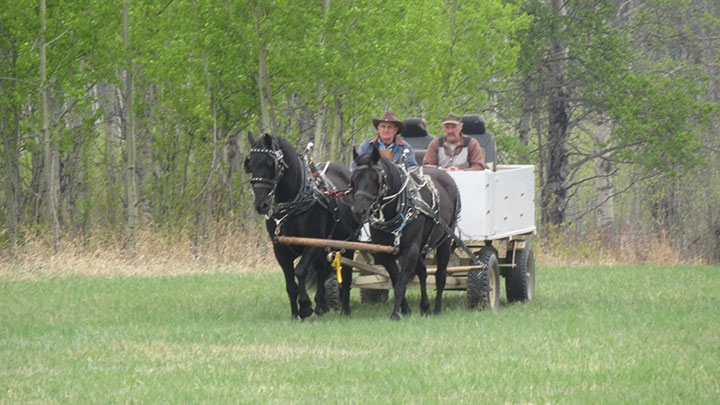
[
  {"x1": 247, "y1": 143, "x2": 316, "y2": 234},
  {"x1": 353, "y1": 159, "x2": 416, "y2": 246},
  {"x1": 247, "y1": 139, "x2": 353, "y2": 237}
]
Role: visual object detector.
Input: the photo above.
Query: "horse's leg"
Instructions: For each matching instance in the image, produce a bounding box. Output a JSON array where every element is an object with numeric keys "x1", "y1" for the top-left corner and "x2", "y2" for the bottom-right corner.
[
  {"x1": 416, "y1": 256, "x2": 431, "y2": 315},
  {"x1": 375, "y1": 252, "x2": 410, "y2": 318},
  {"x1": 433, "y1": 240, "x2": 451, "y2": 314},
  {"x1": 339, "y1": 250, "x2": 354, "y2": 316},
  {"x1": 275, "y1": 248, "x2": 300, "y2": 320},
  {"x1": 391, "y1": 259, "x2": 416, "y2": 320},
  {"x1": 313, "y1": 256, "x2": 330, "y2": 315},
  {"x1": 294, "y1": 248, "x2": 320, "y2": 319},
  {"x1": 387, "y1": 244, "x2": 423, "y2": 320}
]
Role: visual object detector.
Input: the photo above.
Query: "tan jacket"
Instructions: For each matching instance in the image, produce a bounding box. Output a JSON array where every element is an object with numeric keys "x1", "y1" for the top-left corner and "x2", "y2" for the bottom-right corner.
[{"x1": 423, "y1": 134, "x2": 485, "y2": 170}]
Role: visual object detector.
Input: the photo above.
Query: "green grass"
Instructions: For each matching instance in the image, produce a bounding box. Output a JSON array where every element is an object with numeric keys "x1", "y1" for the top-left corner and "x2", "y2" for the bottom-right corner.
[{"x1": 1, "y1": 265, "x2": 719, "y2": 403}]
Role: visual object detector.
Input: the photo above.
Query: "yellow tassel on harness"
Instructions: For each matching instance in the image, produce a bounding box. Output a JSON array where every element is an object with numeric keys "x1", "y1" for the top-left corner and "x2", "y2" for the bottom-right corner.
[{"x1": 332, "y1": 251, "x2": 342, "y2": 284}]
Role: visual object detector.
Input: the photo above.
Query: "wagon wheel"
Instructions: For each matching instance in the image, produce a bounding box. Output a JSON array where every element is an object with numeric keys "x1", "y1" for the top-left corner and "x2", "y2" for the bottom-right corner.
[
  {"x1": 506, "y1": 240, "x2": 535, "y2": 303},
  {"x1": 360, "y1": 288, "x2": 389, "y2": 304},
  {"x1": 324, "y1": 274, "x2": 340, "y2": 311},
  {"x1": 467, "y1": 250, "x2": 500, "y2": 312},
  {"x1": 358, "y1": 251, "x2": 389, "y2": 304}
]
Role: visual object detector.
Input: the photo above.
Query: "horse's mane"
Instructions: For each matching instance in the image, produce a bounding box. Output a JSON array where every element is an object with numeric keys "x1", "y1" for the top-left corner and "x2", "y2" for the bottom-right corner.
[
  {"x1": 379, "y1": 157, "x2": 404, "y2": 194},
  {"x1": 274, "y1": 135, "x2": 296, "y2": 156},
  {"x1": 354, "y1": 153, "x2": 404, "y2": 193}
]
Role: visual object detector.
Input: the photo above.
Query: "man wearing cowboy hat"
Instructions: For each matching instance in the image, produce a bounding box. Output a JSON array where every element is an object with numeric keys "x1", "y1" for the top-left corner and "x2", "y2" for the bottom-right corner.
[
  {"x1": 423, "y1": 112, "x2": 485, "y2": 171},
  {"x1": 352, "y1": 111, "x2": 418, "y2": 170}
]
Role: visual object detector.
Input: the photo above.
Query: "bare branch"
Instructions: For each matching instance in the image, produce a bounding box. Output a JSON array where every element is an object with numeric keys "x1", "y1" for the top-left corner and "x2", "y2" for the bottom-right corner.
[
  {"x1": 568, "y1": 172, "x2": 660, "y2": 223},
  {"x1": 567, "y1": 141, "x2": 642, "y2": 171}
]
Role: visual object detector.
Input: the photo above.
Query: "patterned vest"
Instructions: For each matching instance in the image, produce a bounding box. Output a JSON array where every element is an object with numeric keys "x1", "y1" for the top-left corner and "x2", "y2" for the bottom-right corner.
[{"x1": 438, "y1": 136, "x2": 471, "y2": 169}]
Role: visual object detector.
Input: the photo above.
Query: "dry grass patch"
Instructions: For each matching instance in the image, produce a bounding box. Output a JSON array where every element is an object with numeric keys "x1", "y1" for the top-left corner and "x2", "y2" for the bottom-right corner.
[
  {"x1": 0, "y1": 226, "x2": 275, "y2": 280},
  {"x1": 2, "y1": 224, "x2": 709, "y2": 280},
  {"x1": 536, "y1": 227, "x2": 703, "y2": 266}
]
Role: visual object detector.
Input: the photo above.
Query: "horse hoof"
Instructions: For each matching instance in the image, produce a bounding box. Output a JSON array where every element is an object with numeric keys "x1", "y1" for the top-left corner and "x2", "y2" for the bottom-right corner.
[{"x1": 390, "y1": 312, "x2": 402, "y2": 321}]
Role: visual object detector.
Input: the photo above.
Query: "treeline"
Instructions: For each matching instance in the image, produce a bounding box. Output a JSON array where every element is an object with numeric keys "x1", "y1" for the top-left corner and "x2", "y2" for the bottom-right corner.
[{"x1": 1, "y1": 1, "x2": 718, "y2": 261}]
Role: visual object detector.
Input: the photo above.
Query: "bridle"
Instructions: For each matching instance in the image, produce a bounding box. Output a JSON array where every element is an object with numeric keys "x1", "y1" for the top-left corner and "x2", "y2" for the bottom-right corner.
[
  {"x1": 351, "y1": 162, "x2": 389, "y2": 215},
  {"x1": 352, "y1": 159, "x2": 412, "y2": 234},
  {"x1": 245, "y1": 145, "x2": 289, "y2": 210}
]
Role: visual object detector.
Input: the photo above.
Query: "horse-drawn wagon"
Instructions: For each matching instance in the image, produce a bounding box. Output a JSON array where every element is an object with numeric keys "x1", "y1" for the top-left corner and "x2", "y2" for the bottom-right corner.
[
  {"x1": 328, "y1": 164, "x2": 537, "y2": 313},
  {"x1": 271, "y1": 115, "x2": 536, "y2": 315}
]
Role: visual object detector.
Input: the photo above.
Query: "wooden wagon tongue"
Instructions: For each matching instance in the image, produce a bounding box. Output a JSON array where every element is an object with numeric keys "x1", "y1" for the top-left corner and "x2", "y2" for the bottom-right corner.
[{"x1": 274, "y1": 235, "x2": 398, "y2": 254}]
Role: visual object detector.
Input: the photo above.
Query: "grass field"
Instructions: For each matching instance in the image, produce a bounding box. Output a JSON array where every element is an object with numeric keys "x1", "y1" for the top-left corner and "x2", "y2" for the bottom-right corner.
[{"x1": 1, "y1": 264, "x2": 719, "y2": 403}]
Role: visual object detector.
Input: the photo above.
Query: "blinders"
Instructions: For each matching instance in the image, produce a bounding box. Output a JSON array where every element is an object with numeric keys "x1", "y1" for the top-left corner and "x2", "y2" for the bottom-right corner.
[
  {"x1": 244, "y1": 145, "x2": 289, "y2": 203},
  {"x1": 351, "y1": 163, "x2": 388, "y2": 208}
]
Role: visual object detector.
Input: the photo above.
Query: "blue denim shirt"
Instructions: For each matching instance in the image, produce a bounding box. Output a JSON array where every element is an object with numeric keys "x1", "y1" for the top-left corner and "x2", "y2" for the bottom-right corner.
[{"x1": 352, "y1": 136, "x2": 418, "y2": 170}]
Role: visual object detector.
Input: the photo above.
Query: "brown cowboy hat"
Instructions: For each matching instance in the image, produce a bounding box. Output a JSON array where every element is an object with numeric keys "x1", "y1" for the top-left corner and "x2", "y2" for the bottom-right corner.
[{"x1": 372, "y1": 111, "x2": 406, "y2": 134}]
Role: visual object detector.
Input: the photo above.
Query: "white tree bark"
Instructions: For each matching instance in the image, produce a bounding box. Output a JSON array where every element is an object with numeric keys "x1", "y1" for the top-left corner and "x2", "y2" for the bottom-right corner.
[
  {"x1": 40, "y1": 0, "x2": 59, "y2": 250},
  {"x1": 591, "y1": 115, "x2": 614, "y2": 231},
  {"x1": 123, "y1": 0, "x2": 138, "y2": 250},
  {"x1": 252, "y1": 3, "x2": 275, "y2": 135},
  {"x1": 312, "y1": 0, "x2": 331, "y2": 162}
]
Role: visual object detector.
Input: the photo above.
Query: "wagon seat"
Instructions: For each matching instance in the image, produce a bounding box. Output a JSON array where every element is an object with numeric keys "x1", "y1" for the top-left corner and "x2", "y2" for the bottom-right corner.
[
  {"x1": 461, "y1": 114, "x2": 497, "y2": 171},
  {"x1": 401, "y1": 117, "x2": 435, "y2": 164}
]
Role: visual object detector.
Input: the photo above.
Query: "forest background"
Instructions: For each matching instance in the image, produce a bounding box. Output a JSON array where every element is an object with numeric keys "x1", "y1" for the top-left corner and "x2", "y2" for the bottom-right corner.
[{"x1": 1, "y1": 0, "x2": 718, "y2": 273}]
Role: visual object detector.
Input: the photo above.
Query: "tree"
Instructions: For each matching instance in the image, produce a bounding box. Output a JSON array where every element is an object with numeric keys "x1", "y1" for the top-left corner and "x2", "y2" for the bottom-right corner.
[{"x1": 509, "y1": 0, "x2": 714, "y2": 229}]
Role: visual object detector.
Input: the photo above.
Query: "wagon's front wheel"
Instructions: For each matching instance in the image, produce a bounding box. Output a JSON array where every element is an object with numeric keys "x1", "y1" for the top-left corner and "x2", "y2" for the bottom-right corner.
[
  {"x1": 467, "y1": 251, "x2": 500, "y2": 312},
  {"x1": 324, "y1": 274, "x2": 340, "y2": 311}
]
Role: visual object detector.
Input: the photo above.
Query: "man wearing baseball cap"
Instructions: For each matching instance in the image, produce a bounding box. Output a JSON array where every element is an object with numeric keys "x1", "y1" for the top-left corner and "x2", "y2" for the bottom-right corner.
[
  {"x1": 422, "y1": 112, "x2": 485, "y2": 171},
  {"x1": 352, "y1": 110, "x2": 418, "y2": 170}
]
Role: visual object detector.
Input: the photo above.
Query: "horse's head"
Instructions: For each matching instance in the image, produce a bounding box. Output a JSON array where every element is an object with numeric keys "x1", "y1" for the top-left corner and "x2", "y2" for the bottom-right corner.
[
  {"x1": 350, "y1": 144, "x2": 386, "y2": 223},
  {"x1": 244, "y1": 133, "x2": 288, "y2": 214}
]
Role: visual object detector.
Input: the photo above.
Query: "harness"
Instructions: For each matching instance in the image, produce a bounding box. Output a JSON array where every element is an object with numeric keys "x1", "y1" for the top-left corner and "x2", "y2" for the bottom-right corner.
[
  {"x1": 246, "y1": 141, "x2": 352, "y2": 239},
  {"x1": 354, "y1": 160, "x2": 451, "y2": 253}
]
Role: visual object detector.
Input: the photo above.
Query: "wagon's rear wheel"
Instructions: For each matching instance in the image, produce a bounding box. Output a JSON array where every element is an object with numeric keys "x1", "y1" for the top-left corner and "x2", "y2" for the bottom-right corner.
[
  {"x1": 506, "y1": 241, "x2": 535, "y2": 303},
  {"x1": 467, "y1": 250, "x2": 500, "y2": 312},
  {"x1": 360, "y1": 288, "x2": 389, "y2": 304},
  {"x1": 357, "y1": 252, "x2": 389, "y2": 304},
  {"x1": 324, "y1": 274, "x2": 340, "y2": 311}
]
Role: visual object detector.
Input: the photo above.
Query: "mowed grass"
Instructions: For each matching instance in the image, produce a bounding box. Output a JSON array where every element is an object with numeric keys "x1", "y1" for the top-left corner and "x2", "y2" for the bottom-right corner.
[{"x1": 1, "y1": 265, "x2": 719, "y2": 403}]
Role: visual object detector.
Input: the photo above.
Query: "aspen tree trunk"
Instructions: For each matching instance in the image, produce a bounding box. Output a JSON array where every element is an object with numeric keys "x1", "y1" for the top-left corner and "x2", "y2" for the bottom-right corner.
[
  {"x1": 1, "y1": 43, "x2": 21, "y2": 255},
  {"x1": 518, "y1": 79, "x2": 535, "y2": 147},
  {"x1": 40, "y1": 0, "x2": 59, "y2": 250},
  {"x1": 313, "y1": 81, "x2": 326, "y2": 160},
  {"x1": 123, "y1": 0, "x2": 138, "y2": 250},
  {"x1": 591, "y1": 115, "x2": 614, "y2": 232},
  {"x1": 1, "y1": 105, "x2": 20, "y2": 256},
  {"x1": 193, "y1": 0, "x2": 217, "y2": 249},
  {"x1": 540, "y1": 0, "x2": 571, "y2": 227},
  {"x1": 312, "y1": 0, "x2": 331, "y2": 162},
  {"x1": 251, "y1": 2, "x2": 276, "y2": 135},
  {"x1": 329, "y1": 95, "x2": 342, "y2": 161}
]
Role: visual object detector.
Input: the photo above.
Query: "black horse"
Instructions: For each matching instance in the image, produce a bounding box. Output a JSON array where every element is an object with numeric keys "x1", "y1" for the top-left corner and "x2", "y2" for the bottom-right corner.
[
  {"x1": 244, "y1": 133, "x2": 359, "y2": 319},
  {"x1": 350, "y1": 146, "x2": 461, "y2": 320}
]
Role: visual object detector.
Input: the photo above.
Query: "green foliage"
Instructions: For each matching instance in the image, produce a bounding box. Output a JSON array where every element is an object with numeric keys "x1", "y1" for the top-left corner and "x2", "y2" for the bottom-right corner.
[
  {"x1": 496, "y1": 133, "x2": 532, "y2": 164},
  {"x1": 0, "y1": 0, "x2": 717, "y2": 260}
]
